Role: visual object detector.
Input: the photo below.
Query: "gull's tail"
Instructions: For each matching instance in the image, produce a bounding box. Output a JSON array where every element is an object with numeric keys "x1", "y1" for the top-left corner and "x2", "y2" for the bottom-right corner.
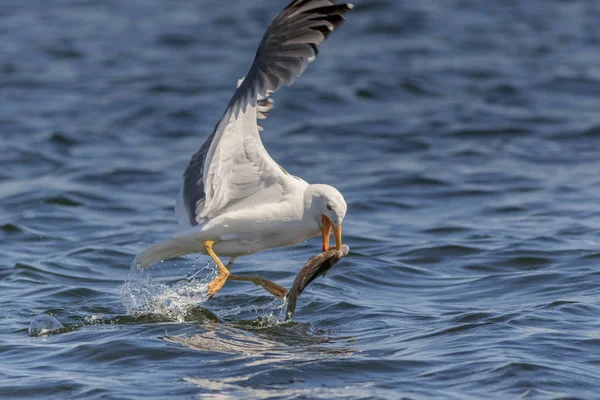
[{"x1": 131, "y1": 238, "x2": 199, "y2": 271}]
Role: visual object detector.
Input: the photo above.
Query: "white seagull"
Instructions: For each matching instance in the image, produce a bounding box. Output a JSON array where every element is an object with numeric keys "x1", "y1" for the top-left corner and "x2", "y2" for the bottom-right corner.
[{"x1": 133, "y1": 0, "x2": 352, "y2": 298}]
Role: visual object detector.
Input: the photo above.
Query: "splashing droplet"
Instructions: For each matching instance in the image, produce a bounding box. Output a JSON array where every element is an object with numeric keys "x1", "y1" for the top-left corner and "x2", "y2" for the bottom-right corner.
[{"x1": 29, "y1": 314, "x2": 64, "y2": 336}]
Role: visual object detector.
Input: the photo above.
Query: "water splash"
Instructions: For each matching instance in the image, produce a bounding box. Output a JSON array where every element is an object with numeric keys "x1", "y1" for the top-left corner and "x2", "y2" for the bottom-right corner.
[
  {"x1": 84, "y1": 314, "x2": 104, "y2": 324},
  {"x1": 29, "y1": 314, "x2": 65, "y2": 336},
  {"x1": 120, "y1": 263, "x2": 216, "y2": 322},
  {"x1": 120, "y1": 262, "x2": 291, "y2": 325},
  {"x1": 216, "y1": 296, "x2": 289, "y2": 327}
]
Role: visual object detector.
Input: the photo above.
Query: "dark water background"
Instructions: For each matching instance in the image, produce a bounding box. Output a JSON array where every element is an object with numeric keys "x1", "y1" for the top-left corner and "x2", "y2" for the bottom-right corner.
[{"x1": 2, "y1": 0, "x2": 600, "y2": 398}]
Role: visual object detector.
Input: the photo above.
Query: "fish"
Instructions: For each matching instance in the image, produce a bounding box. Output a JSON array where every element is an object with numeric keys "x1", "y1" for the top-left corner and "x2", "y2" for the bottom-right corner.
[{"x1": 285, "y1": 244, "x2": 350, "y2": 321}]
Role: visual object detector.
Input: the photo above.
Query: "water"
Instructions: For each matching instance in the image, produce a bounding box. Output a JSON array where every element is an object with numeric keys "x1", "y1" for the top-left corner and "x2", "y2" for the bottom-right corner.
[{"x1": 2, "y1": 0, "x2": 600, "y2": 398}]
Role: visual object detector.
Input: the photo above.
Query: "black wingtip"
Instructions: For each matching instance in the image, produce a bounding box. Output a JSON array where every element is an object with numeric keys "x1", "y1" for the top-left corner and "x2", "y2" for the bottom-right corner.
[
  {"x1": 306, "y1": 3, "x2": 353, "y2": 40},
  {"x1": 228, "y1": 0, "x2": 353, "y2": 117}
]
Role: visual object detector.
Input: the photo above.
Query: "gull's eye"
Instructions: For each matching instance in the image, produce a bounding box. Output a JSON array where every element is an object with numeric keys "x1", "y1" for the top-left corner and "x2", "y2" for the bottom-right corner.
[{"x1": 327, "y1": 204, "x2": 332, "y2": 211}]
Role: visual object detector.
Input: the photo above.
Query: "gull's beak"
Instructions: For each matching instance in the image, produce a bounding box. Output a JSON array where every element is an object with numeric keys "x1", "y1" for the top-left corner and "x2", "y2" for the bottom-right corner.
[
  {"x1": 334, "y1": 223, "x2": 343, "y2": 251},
  {"x1": 321, "y1": 215, "x2": 332, "y2": 252},
  {"x1": 321, "y1": 215, "x2": 343, "y2": 251}
]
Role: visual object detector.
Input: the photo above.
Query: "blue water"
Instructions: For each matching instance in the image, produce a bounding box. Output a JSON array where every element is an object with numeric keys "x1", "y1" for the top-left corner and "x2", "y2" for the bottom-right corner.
[{"x1": 2, "y1": 0, "x2": 600, "y2": 398}]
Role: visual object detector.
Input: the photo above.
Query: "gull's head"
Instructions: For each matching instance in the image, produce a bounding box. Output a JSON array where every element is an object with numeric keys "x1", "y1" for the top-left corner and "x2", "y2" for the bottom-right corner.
[{"x1": 304, "y1": 184, "x2": 347, "y2": 251}]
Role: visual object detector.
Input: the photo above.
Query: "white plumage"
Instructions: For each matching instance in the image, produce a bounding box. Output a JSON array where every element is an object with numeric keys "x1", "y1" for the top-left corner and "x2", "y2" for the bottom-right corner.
[{"x1": 132, "y1": 1, "x2": 352, "y2": 295}]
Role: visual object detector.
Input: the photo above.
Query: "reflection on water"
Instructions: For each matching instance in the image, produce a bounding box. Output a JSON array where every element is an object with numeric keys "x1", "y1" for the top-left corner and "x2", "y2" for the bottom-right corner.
[
  {"x1": 163, "y1": 324, "x2": 286, "y2": 355},
  {"x1": 183, "y1": 377, "x2": 376, "y2": 400},
  {"x1": 162, "y1": 321, "x2": 357, "y2": 356}
]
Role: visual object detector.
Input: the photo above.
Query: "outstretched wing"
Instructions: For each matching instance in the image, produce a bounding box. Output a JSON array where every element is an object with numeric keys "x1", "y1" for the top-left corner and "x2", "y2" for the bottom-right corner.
[
  {"x1": 237, "y1": 77, "x2": 274, "y2": 132},
  {"x1": 176, "y1": 0, "x2": 353, "y2": 227}
]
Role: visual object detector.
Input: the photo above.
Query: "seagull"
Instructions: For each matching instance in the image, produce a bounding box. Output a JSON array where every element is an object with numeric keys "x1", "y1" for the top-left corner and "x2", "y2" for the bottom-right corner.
[{"x1": 132, "y1": 0, "x2": 352, "y2": 298}]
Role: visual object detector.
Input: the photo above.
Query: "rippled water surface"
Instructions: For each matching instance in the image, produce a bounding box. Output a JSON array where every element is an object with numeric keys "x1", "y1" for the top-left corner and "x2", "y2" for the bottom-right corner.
[{"x1": 3, "y1": 0, "x2": 600, "y2": 398}]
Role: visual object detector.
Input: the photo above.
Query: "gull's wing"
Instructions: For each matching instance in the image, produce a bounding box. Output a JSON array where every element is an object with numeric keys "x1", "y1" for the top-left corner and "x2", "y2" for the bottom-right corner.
[
  {"x1": 176, "y1": 0, "x2": 353, "y2": 227},
  {"x1": 237, "y1": 78, "x2": 274, "y2": 132}
]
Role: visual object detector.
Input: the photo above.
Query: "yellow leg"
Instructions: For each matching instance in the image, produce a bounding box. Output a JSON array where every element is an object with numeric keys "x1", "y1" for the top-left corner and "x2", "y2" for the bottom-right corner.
[
  {"x1": 229, "y1": 274, "x2": 288, "y2": 299},
  {"x1": 205, "y1": 241, "x2": 230, "y2": 298}
]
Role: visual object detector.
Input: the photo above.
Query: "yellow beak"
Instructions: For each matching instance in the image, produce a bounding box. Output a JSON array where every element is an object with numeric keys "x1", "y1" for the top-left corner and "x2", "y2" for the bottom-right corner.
[
  {"x1": 321, "y1": 215, "x2": 332, "y2": 251},
  {"x1": 334, "y1": 223, "x2": 342, "y2": 251},
  {"x1": 321, "y1": 215, "x2": 343, "y2": 251}
]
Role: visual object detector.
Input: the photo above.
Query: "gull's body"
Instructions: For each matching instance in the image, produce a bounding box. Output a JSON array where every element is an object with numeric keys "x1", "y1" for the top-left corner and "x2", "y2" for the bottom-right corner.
[
  {"x1": 156, "y1": 183, "x2": 321, "y2": 260},
  {"x1": 133, "y1": 0, "x2": 352, "y2": 297}
]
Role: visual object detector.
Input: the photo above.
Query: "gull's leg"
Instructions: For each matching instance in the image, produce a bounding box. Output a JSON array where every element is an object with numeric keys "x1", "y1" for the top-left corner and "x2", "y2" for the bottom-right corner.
[
  {"x1": 228, "y1": 274, "x2": 288, "y2": 299},
  {"x1": 204, "y1": 241, "x2": 230, "y2": 298},
  {"x1": 225, "y1": 257, "x2": 238, "y2": 270}
]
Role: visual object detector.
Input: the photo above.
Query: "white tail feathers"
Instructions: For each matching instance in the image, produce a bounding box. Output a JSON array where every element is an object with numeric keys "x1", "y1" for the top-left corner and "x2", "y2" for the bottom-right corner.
[{"x1": 131, "y1": 238, "x2": 200, "y2": 271}]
